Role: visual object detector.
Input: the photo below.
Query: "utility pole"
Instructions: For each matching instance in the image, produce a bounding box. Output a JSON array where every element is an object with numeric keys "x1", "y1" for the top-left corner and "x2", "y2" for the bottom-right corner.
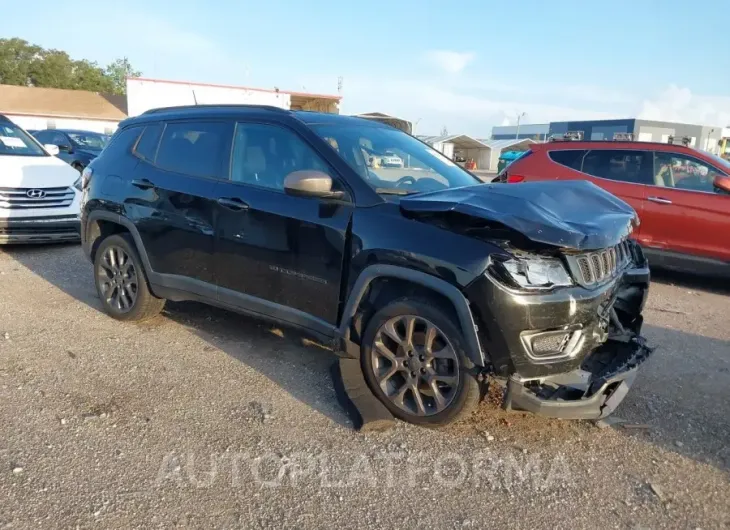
[
  {"x1": 707, "y1": 128, "x2": 715, "y2": 152},
  {"x1": 515, "y1": 112, "x2": 526, "y2": 139}
]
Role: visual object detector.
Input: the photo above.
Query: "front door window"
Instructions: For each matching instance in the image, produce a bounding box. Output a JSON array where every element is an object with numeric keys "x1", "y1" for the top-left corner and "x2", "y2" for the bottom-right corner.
[{"x1": 653, "y1": 152, "x2": 724, "y2": 193}]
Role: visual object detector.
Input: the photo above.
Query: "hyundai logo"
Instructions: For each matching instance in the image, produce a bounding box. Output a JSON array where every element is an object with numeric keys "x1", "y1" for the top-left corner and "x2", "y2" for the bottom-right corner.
[{"x1": 26, "y1": 189, "x2": 46, "y2": 199}]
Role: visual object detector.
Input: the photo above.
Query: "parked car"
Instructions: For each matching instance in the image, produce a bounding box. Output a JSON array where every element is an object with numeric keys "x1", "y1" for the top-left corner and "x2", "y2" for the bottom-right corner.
[
  {"x1": 80, "y1": 105, "x2": 651, "y2": 426},
  {"x1": 33, "y1": 129, "x2": 110, "y2": 172},
  {"x1": 496, "y1": 140, "x2": 730, "y2": 277},
  {"x1": 380, "y1": 151, "x2": 404, "y2": 168},
  {"x1": 0, "y1": 115, "x2": 82, "y2": 244},
  {"x1": 497, "y1": 150, "x2": 527, "y2": 173}
]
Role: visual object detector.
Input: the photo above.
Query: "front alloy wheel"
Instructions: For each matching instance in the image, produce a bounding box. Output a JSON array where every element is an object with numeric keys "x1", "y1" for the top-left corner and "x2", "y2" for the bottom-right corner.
[
  {"x1": 97, "y1": 245, "x2": 138, "y2": 313},
  {"x1": 371, "y1": 314, "x2": 460, "y2": 417}
]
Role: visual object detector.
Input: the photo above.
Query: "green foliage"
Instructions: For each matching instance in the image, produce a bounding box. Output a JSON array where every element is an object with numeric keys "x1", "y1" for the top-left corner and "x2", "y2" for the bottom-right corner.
[{"x1": 0, "y1": 38, "x2": 140, "y2": 95}]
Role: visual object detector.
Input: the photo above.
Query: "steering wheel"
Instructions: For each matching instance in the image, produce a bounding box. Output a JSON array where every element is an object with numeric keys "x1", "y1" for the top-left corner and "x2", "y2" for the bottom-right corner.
[{"x1": 395, "y1": 176, "x2": 417, "y2": 188}]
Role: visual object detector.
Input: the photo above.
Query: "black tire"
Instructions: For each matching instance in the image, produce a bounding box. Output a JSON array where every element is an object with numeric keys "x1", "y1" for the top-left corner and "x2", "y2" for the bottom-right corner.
[
  {"x1": 93, "y1": 233, "x2": 165, "y2": 321},
  {"x1": 361, "y1": 298, "x2": 480, "y2": 426}
]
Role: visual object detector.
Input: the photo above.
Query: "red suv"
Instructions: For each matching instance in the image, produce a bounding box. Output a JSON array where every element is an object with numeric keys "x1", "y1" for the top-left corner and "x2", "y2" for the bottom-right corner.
[{"x1": 497, "y1": 140, "x2": 730, "y2": 276}]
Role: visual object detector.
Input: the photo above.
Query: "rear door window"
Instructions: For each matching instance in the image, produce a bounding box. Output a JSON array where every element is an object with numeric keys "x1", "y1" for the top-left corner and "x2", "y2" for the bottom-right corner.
[
  {"x1": 582, "y1": 149, "x2": 653, "y2": 184},
  {"x1": 155, "y1": 121, "x2": 233, "y2": 179},
  {"x1": 548, "y1": 149, "x2": 586, "y2": 170}
]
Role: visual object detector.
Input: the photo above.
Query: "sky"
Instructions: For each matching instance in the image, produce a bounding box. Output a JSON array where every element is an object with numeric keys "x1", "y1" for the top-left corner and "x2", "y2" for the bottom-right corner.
[{"x1": 2, "y1": 0, "x2": 729, "y2": 136}]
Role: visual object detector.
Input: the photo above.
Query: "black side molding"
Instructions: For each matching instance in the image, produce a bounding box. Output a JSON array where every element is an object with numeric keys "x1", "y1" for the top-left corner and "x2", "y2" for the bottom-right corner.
[{"x1": 338, "y1": 264, "x2": 486, "y2": 366}]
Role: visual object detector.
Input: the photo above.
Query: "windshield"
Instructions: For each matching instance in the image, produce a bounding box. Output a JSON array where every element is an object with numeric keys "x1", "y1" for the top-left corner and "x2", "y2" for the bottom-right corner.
[
  {"x1": 706, "y1": 152, "x2": 730, "y2": 173},
  {"x1": 68, "y1": 132, "x2": 109, "y2": 150},
  {"x1": 310, "y1": 124, "x2": 480, "y2": 194},
  {"x1": 0, "y1": 122, "x2": 46, "y2": 157}
]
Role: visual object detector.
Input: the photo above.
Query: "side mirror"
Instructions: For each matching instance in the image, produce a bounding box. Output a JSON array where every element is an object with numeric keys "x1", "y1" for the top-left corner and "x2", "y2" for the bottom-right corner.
[
  {"x1": 57, "y1": 144, "x2": 72, "y2": 153},
  {"x1": 283, "y1": 170, "x2": 345, "y2": 200},
  {"x1": 44, "y1": 144, "x2": 60, "y2": 156},
  {"x1": 713, "y1": 175, "x2": 730, "y2": 194}
]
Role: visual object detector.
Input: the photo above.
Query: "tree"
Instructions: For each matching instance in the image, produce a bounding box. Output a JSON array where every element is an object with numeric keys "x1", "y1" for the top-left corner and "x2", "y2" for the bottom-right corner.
[
  {"x1": 105, "y1": 57, "x2": 141, "y2": 95},
  {"x1": 0, "y1": 38, "x2": 140, "y2": 94}
]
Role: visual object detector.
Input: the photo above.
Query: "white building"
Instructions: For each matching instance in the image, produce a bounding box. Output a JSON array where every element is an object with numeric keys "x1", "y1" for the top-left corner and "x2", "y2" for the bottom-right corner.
[
  {"x1": 0, "y1": 84, "x2": 126, "y2": 134},
  {"x1": 419, "y1": 134, "x2": 535, "y2": 171},
  {"x1": 126, "y1": 77, "x2": 341, "y2": 117}
]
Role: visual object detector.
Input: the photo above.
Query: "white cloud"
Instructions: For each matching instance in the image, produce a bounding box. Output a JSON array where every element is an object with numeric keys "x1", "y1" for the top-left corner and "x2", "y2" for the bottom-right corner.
[
  {"x1": 638, "y1": 85, "x2": 730, "y2": 126},
  {"x1": 423, "y1": 50, "x2": 476, "y2": 74}
]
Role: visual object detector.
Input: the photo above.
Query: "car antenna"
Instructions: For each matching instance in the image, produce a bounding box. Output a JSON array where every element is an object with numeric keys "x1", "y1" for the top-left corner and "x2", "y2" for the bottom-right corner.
[{"x1": 192, "y1": 89, "x2": 198, "y2": 105}]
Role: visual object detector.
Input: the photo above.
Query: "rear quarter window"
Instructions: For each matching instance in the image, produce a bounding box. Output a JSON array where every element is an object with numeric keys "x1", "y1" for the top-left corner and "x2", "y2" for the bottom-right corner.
[
  {"x1": 134, "y1": 124, "x2": 163, "y2": 162},
  {"x1": 93, "y1": 126, "x2": 143, "y2": 169},
  {"x1": 548, "y1": 149, "x2": 587, "y2": 170}
]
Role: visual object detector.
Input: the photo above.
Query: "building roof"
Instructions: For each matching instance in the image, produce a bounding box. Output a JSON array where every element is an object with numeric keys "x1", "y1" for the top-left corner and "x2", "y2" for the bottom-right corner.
[
  {"x1": 0, "y1": 84, "x2": 128, "y2": 121},
  {"x1": 355, "y1": 112, "x2": 413, "y2": 133},
  {"x1": 479, "y1": 138, "x2": 536, "y2": 150},
  {"x1": 418, "y1": 134, "x2": 489, "y2": 149},
  {"x1": 128, "y1": 77, "x2": 342, "y2": 101}
]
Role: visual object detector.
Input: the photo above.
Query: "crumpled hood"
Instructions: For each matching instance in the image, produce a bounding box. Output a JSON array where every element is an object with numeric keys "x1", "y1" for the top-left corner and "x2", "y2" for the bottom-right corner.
[
  {"x1": 400, "y1": 180, "x2": 638, "y2": 250},
  {"x1": 0, "y1": 154, "x2": 80, "y2": 188}
]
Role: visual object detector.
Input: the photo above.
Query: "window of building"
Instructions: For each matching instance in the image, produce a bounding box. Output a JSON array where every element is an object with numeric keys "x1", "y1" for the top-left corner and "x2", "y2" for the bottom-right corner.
[
  {"x1": 653, "y1": 152, "x2": 724, "y2": 193},
  {"x1": 548, "y1": 149, "x2": 586, "y2": 170},
  {"x1": 229, "y1": 123, "x2": 332, "y2": 191},
  {"x1": 155, "y1": 121, "x2": 231, "y2": 179},
  {"x1": 581, "y1": 149, "x2": 653, "y2": 184}
]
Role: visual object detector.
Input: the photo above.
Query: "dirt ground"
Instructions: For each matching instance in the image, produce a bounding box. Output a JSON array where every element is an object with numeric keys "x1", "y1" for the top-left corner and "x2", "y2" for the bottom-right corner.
[{"x1": 0, "y1": 244, "x2": 728, "y2": 529}]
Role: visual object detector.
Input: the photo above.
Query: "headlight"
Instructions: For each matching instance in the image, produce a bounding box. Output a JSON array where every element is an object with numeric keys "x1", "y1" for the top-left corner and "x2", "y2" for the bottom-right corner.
[
  {"x1": 73, "y1": 176, "x2": 82, "y2": 191},
  {"x1": 493, "y1": 256, "x2": 573, "y2": 290}
]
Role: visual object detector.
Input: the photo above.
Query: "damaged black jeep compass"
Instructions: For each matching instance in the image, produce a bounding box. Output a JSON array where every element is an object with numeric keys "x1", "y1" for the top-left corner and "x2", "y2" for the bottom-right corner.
[{"x1": 80, "y1": 105, "x2": 652, "y2": 426}]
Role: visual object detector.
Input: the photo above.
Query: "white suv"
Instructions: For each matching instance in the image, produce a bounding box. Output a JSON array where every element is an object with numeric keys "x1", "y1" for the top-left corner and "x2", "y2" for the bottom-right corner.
[{"x1": 0, "y1": 116, "x2": 82, "y2": 244}]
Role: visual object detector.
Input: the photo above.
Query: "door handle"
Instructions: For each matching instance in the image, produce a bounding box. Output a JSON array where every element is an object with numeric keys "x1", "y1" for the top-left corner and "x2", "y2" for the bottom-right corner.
[
  {"x1": 648, "y1": 196, "x2": 672, "y2": 205},
  {"x1": 131, "y1": 178, "x2": 156, "y2": 190},
  {"x1": 217, "y1": 197, "x2": 250, "y2": 211}
]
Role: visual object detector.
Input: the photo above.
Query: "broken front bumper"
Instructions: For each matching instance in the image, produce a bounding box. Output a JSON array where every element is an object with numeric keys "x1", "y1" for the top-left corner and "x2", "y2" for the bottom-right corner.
[
  {"x1": 501, "y1": 334, "x2": 653, "y2": 419},
  {"x1": 466, "y1": 246, "x2": 652, "y2": 419}
]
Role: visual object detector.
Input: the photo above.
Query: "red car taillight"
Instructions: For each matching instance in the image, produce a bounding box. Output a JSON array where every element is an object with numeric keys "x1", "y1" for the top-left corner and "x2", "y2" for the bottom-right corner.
[{"x1": 506, "y1": 174, "x2": 526, "y2": 183}]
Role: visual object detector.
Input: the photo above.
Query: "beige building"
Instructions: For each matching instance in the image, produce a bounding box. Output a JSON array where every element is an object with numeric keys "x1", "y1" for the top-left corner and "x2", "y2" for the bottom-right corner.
[{"x1": 0, "y1": 84, "x2": 127, "y2": 134}]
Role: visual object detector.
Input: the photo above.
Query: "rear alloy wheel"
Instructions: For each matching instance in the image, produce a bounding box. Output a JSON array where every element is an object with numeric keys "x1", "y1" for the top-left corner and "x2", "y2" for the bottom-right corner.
[
  {"x1": 362, "y1": 300, "x2": 480, "y2": 426},
  {"x1": 97, "y1": 245, "x2": 139, "y2": 313},
  {"x1": 94, "y1": 234, "x2": 165, "y2": 321}
]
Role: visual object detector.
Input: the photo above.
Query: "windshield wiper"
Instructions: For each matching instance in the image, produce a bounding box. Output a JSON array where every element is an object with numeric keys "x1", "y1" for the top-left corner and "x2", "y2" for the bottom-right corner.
[{"x1": 375, "y1": 188, "x2": 419, "y2": 196}]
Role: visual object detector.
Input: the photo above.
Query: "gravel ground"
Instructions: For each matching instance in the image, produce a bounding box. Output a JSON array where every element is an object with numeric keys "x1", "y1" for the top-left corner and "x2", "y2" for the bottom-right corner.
[{"x1": 0, "y1": 244, "x2": 728, "y2": 529}]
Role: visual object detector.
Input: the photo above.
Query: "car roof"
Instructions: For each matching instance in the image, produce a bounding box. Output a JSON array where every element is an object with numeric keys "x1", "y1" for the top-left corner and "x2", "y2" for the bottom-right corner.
[
  {"x1": 119, "y1": 105, "x2": 388, "y2": 129},
  {"x1": 38, "y1": 128, "x2": 102, "y2": 134},
  {"x1": 536, "y1": 140, "x2": 699, "y2": 153}
]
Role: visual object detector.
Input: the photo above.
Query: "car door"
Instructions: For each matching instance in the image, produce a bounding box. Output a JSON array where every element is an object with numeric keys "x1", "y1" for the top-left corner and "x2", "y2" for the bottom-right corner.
[
  {"x1": 579, "y1": 149, "x2": 652, "y2": 232},
  {"x1": 128, "y1": 120, "x2": 233, "y2": 292},
  {"x1": 638, "y1": 151, "x2": 730, "y2": 261},
  {"x1": 212, "y1": 120, "x2": 354, "y2": 328}
]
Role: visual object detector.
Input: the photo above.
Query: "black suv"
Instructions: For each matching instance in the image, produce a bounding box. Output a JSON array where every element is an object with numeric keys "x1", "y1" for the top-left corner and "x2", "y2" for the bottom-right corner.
[{"x1": 80, "y1": 105, "x2": 652, "y2": 426}]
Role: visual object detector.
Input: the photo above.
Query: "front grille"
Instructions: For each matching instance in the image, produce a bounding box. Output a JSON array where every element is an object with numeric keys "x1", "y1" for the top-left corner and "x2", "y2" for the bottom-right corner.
[
  {"x1": 0, "y1": 225, "x2": 78, "y2": 235},
  {"x1": 0, "y1": 187, "x2": 75, "y2": 209},
  {"x1": 570, "y1": 240, "x2": 631, "y2": 286}
]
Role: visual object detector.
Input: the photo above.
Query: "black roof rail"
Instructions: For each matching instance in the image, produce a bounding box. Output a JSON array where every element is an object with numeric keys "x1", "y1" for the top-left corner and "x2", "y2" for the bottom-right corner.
[{"x1": 141, "y1": 104, "x2": 290, "y2": 115}]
